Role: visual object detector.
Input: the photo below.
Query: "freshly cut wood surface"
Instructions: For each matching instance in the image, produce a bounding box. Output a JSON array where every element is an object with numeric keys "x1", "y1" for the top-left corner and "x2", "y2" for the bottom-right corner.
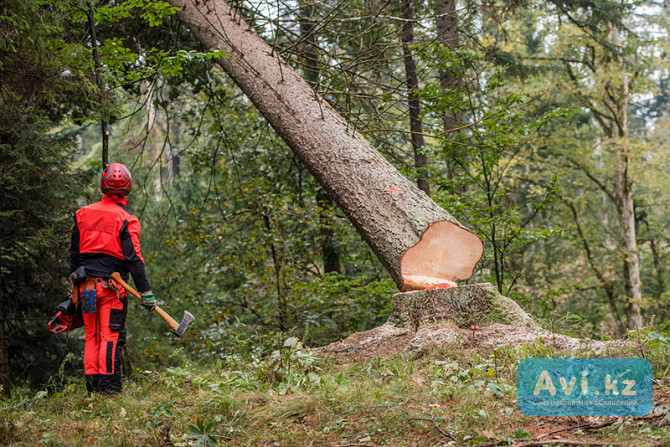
[
  {"x1": 400, "y1": 220, "x2": 483, "y2": 290},
  {"x1": 401, "y1": 275, "x2": 456, "y2": 292}
]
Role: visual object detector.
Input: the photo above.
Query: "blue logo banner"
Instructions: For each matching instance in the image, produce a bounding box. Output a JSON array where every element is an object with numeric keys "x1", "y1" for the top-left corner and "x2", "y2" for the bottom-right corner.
[{"x1": 518, "y1": 358, "x2": 652, "y2": 416}]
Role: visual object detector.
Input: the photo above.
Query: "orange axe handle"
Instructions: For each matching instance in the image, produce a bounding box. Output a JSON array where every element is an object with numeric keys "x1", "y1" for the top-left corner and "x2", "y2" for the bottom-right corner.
[{"x1": 110, "y1": 272, "x2": 179, "y2": 332}]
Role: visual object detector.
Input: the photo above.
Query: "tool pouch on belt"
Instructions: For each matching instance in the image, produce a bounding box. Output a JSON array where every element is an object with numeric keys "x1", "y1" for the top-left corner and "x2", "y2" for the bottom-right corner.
[
  {"x1": 70, "y1": 266, "x2": 87, "y2": 305},
  {"x1": 81, "y1": 277, "x2": 97, "y2": 314},
  {"x1": 71, "y1": 266, "x2": 87, "y2": 286}
]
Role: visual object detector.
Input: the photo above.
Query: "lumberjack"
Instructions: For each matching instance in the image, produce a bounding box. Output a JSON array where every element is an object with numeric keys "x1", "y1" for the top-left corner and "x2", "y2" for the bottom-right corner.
[{"x1": 68, "y1": 163, "x2": 156, "y2": 394}]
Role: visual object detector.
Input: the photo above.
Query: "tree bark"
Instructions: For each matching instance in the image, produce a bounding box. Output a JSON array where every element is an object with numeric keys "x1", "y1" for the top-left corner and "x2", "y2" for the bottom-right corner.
[
  {"x1": 610, "y1": 24, "x2": 642, "y2": 330},
  {"x1": 567, "y1": 200, "x2": 624, "y2": 335},
  {"x1": 435, "y1": 0, "x2": 465, "y2": 183},
  {"x1": 262, "y1": 212, "x2": 290, "y2": 331},
  {"x1": 616, "y1": 155, "x2": 642, "y2": 329},
  {"x1": 387, "y1": 283, "x2": 536, "y2": 330},
  {"x1": 317, "y1": 189, "x2": 343, "y2": 274},
  {"x1": 161, "y1": 118, "x2": 181, "y2": 187},
  {"x1": 170, "y1": 119, "x2": 181, "y2": 182},
  {"x1": 0, "y1": 275, "x2": 9, "y2": 397},
  {"x1": 667, "y1": 0, "x2": 670, "y2": 145},
  {"x1": 167, "y1": 0, "x2": 483, "y2": 290},
  {"x1": 87, "y1": 2, "x2": 109, "y2": 169},
  {"x1": 571, "y1": 23, "x2": 643, "y2": 331},
  {"x1": 299, "y1": 0, "x2": 343, "y2": 274},
  {"x1": 298, "y1": 0, "x2": 319, "y2": 88},
  {"x1": 649, "y1": 237, "x2": 665, "y2": 298},
  {"x1": 400, "y1": 0, "x2": 430, "y2": 195}
]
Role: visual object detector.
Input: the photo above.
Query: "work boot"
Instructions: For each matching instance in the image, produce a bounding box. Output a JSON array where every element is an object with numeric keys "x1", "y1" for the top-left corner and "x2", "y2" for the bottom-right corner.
[
  {"x1": 99, "y1": 373, "x2": 122, "y2": 395},
  {"x1": 85, "y1": 374, "x2": 101, "y2": 395}
]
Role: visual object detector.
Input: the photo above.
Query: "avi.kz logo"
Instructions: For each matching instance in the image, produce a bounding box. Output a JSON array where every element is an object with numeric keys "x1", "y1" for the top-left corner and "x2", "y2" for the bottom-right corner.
[{"x1": 517, "y1": 358, "x2": 652, "y2": 416}]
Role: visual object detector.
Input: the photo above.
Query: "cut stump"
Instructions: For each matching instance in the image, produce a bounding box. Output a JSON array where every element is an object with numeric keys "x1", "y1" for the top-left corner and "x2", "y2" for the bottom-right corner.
[
  {"x1": 387, "y1": 283, "x2": 535, "y2": 330},
  {"x1": 317, "y1": 284, "x2": 626, "y2": 358}
]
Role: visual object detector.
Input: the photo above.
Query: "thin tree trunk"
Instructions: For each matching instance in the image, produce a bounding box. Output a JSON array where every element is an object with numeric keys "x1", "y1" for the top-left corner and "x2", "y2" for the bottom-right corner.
[
  {"x1": 262, "y1": 212, "x2": 289, "y2": 331},
  {"x1": 576, "y1": 24, "x2": 642, "y2": 332},
  {"x1": 435, "y1": 0, "x2": 464, "y2": 182},
  {"x1": 170, "y1": 119, "x2": 181, "y2": 183},
  {"x1": 298, "y1": 0, "x2": 319, "y2": 87},
  {"x1": 563, "y1": 25, "x2": 642, "y2": 332},
  {"x1": 659, "y1": 0, "x2": 670, "y2": 298},
  {"x1": 167, "y1": 0, "x2": 483, "y2": 290},
  {"x1": 0, "y1": 275, "x2": 9, "y2": 397},
  {"x1": 317, "y1": 190, "x2": 343, "y2": 274},
  {"x1": 299, "y1": 0, "x2": 343, "y2": 274},
  {"x1": 400, "y1": 0, "x2": 430, "y2": 195},
  {"x1": 161, "y1": 118, "x2": 182, "y2": 187},
  {"x1": 87, "y1": 2, "x2": 109, "y2": 169},
  {"x1": 616, "y1": 164, "x2": 642, "y2": 329},
  {"x1": 649, "y1": 238, "x2": 665, "y2": 297},
  {"x1": 567, "y1": 201, "x2": 625, "y2": 335},
  {"x1": 667, "y1": 0, "x2": 670, "y2": 145},
  {"x1": 611, "y1": 24, "x2": 642, "y2": 330}
]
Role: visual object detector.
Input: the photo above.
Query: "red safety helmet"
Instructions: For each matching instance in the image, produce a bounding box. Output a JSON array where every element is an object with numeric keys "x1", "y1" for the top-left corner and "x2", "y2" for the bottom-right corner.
[{"x1": 101, "y1": 163, "x2": 132, "y2": 197}]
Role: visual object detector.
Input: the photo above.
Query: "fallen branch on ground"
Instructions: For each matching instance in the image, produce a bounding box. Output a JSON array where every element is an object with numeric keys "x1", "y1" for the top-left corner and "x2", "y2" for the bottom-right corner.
[
  {"x1": 470, "y1": 440, "x2": 628, "y2": 447},
  {"x1": 406, "y1": 413, "x2": 459, "y2": 443}
]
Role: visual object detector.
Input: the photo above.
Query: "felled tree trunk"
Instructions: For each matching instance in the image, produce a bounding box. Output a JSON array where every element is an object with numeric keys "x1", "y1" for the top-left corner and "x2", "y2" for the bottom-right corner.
[
  {"x1": 168, "y1": 0, "x2": 483, "y2": 289},
  {"x1": 298, "y1": 0, "x2": 344, "y2": 275}
]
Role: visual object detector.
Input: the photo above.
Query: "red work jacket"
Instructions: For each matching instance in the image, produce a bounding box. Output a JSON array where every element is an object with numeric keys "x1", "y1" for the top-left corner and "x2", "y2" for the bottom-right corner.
[{"x1": 69, "y1": 195, "x2": 151, "y2": 293}]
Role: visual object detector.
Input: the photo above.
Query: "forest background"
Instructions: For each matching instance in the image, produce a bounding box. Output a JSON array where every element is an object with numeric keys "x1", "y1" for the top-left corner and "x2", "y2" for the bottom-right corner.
[{"x1": 2, "y1": 0, "x2": 670, "y2": 399}]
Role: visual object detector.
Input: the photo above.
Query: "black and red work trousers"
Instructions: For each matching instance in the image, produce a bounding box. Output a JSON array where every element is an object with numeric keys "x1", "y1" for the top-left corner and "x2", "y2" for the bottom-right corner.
[{"x1": 80, "y1": 277, "x2": 127, "y2": 394}]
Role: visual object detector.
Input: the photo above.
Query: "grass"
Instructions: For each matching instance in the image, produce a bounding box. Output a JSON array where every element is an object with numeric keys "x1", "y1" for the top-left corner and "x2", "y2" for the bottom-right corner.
[{"x1": 1, "y1": 339, "x2": 669, "y2": 446}]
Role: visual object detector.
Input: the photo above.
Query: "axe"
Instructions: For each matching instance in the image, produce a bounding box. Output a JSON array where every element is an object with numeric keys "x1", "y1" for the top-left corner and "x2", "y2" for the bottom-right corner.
[{"x1": 111, "y1": 272, "x2": 195, "y2": 337}]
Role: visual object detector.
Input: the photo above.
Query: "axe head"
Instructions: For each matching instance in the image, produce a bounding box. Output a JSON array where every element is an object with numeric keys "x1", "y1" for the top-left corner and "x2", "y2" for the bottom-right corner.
[{"x1": 174, "y1": 310, "x2": 195, "y2": 337}]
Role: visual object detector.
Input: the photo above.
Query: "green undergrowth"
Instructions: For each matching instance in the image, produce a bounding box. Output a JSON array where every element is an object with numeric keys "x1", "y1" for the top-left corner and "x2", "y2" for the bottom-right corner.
[{"x1": 1, "y1": 337, "x2": 669, "y2": 446}]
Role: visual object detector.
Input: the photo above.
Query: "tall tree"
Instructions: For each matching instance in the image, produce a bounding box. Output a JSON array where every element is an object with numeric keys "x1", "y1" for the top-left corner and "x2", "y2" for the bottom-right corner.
[
  {"x1": 435, "y1": 0, "x2": 464, "y2": 182},
  {"x1": 400, "y1": 0, "x2": 430, "y2": 195},
  {"x1": 0, "y1": 0, "x2": 94, "y2": 393},
  {"x1": 612, "y1": 22, "x2": 642, "y2": 329},
  {"x1": 558, "y1": 19, "x2": 643, "y2": 329},
  {"x1": 165, "y1": 0, "x2": 483, "y2": 290}
]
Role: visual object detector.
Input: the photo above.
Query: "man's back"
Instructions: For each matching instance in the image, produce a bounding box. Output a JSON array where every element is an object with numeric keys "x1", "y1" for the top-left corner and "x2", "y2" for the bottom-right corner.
[
  {"x1": 67, "y1": 163, "x2": 155, "y2": 394},
  {"x1": 76, "y1": 196, "x2": 135, "y2": 258},
  {"x1": 70, "y1": 194, "x2": 150, "y2": 292}
]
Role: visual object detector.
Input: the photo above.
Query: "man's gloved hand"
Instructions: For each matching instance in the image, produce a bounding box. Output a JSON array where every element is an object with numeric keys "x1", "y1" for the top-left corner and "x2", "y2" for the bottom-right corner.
[{"x1": 140, "y1": 291, "x2": 156, "y2": 311}]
